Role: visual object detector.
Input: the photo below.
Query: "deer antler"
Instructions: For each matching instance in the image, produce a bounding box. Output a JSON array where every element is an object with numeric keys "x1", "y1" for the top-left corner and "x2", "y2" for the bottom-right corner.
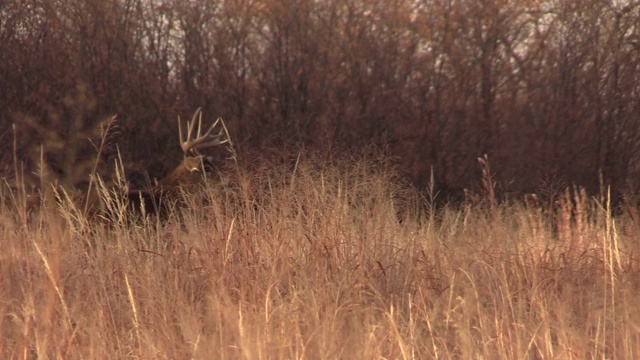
[{"x1": 178, "y1": 108, "x2": 228, "y2": 156}]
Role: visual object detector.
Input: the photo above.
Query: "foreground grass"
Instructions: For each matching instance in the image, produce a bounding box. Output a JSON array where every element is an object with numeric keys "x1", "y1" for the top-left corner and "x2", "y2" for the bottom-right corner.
[{"x1": 2, "y1": 159, "x2": 640, "y2": 359}]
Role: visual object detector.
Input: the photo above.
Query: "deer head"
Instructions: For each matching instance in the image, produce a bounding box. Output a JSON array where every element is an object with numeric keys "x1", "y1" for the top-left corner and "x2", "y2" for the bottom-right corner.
[
  {"x1": 157, "y1": 108, "x2": 228, "y2": 189},
  {"x1": 127, "y1": 109, "x2": 229, "y2": 217}
]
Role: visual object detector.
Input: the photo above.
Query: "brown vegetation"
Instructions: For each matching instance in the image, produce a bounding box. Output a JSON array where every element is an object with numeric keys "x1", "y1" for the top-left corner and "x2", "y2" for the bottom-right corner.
[
  {"x1": 3, "y1": 1, "x2": 640, "y2": 357},
  {"x1": 2, "y1": 157, "x2": 640, "y2": 358},
  {"x1": 2, "y1": 0, "x2": 640, "y2": 199}
]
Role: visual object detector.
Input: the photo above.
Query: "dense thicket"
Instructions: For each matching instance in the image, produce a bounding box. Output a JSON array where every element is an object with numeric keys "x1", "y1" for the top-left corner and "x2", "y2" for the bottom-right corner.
[{"x1": 2, "y1": 0, "x2": 640, "y2": 198}]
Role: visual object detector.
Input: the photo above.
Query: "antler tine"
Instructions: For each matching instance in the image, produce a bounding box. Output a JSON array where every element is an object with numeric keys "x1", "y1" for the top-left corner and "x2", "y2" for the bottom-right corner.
[
  {"x1": 194, "y1": 108, "x2": 204, "y2": 139},
  {"x1": 178, "y1": 108, "x2": 200, "y2": 149},
  {"x1": 198, "y1": 118, "x2": 228, "y2": 145},
  {"x1": 179, "y1": 109, "x2": 228, "y2": 156}
]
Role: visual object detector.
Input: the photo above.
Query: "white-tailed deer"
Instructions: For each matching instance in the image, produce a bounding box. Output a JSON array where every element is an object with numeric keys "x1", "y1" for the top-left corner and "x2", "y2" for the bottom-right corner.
[
  {"x1": 9, "y1": 109, "x2": 229, "y2": 221},
  {"x1": 125, "y1": 108, "x2": 229, "y2": 217}
]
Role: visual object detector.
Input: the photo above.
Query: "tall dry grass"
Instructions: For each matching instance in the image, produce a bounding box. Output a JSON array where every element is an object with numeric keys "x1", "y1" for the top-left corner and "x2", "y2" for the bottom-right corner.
[{"x1": 1, "y1": 157, "x2": 640, "y2": 359}]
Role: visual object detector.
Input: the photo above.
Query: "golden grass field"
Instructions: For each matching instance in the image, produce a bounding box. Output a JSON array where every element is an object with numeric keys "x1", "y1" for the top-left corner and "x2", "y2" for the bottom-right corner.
[{"x1": 1, "y1": 158, "x2": 639, "y2": 359}]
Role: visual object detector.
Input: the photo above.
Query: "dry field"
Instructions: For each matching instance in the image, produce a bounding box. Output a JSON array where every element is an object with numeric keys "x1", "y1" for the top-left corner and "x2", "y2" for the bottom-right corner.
[{"x1": 1, "y1": 158, "x2": 639, "y2": 359}]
